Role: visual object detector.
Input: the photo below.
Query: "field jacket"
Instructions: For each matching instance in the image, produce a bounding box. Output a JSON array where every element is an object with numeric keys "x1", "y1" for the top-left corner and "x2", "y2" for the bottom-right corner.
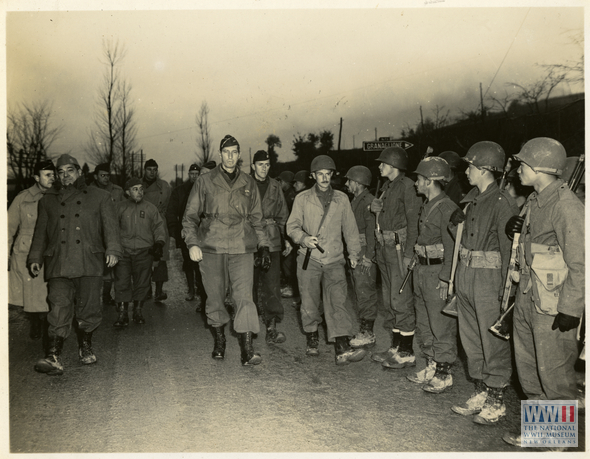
[
  {"x1": 182, "y1": 165, "x2": 270, "y2": 254},
  {"x1": 118, "y1": 197, "x2": 166, "y2": 254},
  {"x1": 256, "y1": 176, "x2": 289, "y2": 253},
  {"x1": 287, "y1": 185, "x2": 361, "y2": 265}
]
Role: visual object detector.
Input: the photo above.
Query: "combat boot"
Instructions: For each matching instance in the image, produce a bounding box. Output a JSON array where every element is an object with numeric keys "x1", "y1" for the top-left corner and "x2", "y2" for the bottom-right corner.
[
  {"x1": 113, "y1": 302, "x2": 129, "y2": 327},
  {"x1": 371, "y1": 330, "x2": 401, "y2": 363},
  {"x1": 451, "y1": 379, "x2": 488, "y2": 416},
  {"x1": 34, "y1": 335, "x2": 64, "y2": 376},
  {"x1": 280, "y1": 285, "x2": 294, "y2": 298},
  {"x1": 423, "y1": 362, "x2": 453, "y2": 393},
  {"x1": 77, "y1": 329, "x2": 97, "y2": 365},
  {"x1": 132, "y1": 300, "x2": 146, "y2": 324},
  {"x1": 382, "y1": 333, "x2": 415, "y2": 369},
  {"x1": 239, "y1": 331, "x2": 262, "y2": 366},
  {"x1": 306, "y1": 331, "x2": 320, "y2": 356},
  {"x1": 350, "y1": 319, "x2": 376, "y2": 349},
  {"x1": 265, "y1": 317, "x2": 286, "y2": 344},
  {"x1": 473, "y1": 386, "x2": 507, "y2": 425},
  {"x1": 211, "y1": 326, "x2": 226, "y2": 360},
  {"x1": 335, "y1": 336, "x2": 367, "y2": 366},
  {"x1": 407, "y1": 357, "x2": 436, "y2": 384}
]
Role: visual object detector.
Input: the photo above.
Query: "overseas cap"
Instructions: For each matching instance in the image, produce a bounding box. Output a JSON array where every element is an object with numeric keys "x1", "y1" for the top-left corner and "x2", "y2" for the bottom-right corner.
[
  {"x1": 34, "y1": 159, "x2": 56, "y2": 175},
  {"x1": 220, "y1": 135, "x2": 240, "y2": 151},
  {"x1": 253, "y1": 150, "x2": 269, "y2": 163},
  {"x1": 56, "y1": 154, "x2": 80, "y2": 169}
]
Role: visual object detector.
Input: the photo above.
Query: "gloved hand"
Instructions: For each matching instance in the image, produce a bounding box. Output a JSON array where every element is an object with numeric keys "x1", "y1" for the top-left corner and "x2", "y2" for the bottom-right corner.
[
  {"x1": 151, "y1": 241, "x2": 165, "y2": 261},
  {"x1": 370, "y1": 198, "x2": 384, "y2": 213},
  {"x1": 505, "y1": 215, "x2": 525, "y2": 241},
  {"x1": 551, "y1": 312, "x2": 580, "y2": 332},
  {"x1": 260, "y1": 247, "x2": 271, "y2": 271},
  {"x1": 450, "y1": 208, "x2": 466, "y2": 226}
]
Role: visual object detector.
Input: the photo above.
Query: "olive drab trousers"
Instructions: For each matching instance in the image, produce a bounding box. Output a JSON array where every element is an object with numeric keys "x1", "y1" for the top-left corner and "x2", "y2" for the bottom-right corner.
[
  {"x1": 350, "y1": 246, "x2": 379, "y2": 321},
  {"x1": 513, "y1": 279, "x2": 579, "y2": 400},
  {"x1": 455, "y1": 263, "x2": 512, "y2": 388},
  {"x1": 199, "y1": 252, "x2": 260, "y2": 334}
]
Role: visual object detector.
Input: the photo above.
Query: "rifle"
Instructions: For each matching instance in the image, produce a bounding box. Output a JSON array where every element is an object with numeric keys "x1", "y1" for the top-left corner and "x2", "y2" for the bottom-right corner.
[
  {"x1": 399, "y1": 254, "x2": 418, "y2": 294},
  {"x1": 567, "y1": 154, "x2": 585, "y2": 192},
  {"x1": 442, "y1": 221, "x2": 464, "y2": 317},
  {"x1": 499, "y1": 157, "x2": 512, "y2": 190}
]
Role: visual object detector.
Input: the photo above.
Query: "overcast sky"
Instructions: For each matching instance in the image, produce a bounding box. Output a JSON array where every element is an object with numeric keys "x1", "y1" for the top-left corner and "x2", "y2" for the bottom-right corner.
[{"x1": 5, "y1": 1, "x2": 585, "y2": 180}]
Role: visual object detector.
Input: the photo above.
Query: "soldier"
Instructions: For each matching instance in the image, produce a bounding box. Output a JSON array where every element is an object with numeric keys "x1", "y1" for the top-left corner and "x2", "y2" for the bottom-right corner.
[
  {"x1": 369, "y1": 147, "x2": 422, "y2": 369},
  {"x1": 293, "y1": 170, "x2": 309, "y2": 193},
  {"x1": 28, "y1": 154, "x2": 122, "y2": 375},
  {"x1": 200, "y1": 160, "x2": 217, "y2": 175},
  {"x1": 406, "y1": 157, "x2": 459, "y2": 394},
  {"x1": 182, "y1": 135, "x2": 270, "y2": 366},
  {"x1": 502, "y1": 138, "x2": 585, "y2": 447},
  {"x1": 449, "y1": 141, "x2": 518, "y2": 424},
  {"x1": 286, "y1": 155, "x2": 366, "y2": 365},
  {"x1": 438, "y1": 150, "x2": 471, "y2": 205},
  {"x1": 8, "y1": 160, "x2": 55, "y2": 339},
  {"x1": 277, "y1": 170, "x2": 298, "y2": 298},
  {"x1": 250, "y1": 150, "x2": 290, "y2": 343},
  {"x1": 167, "y1": 164, "x2": 206, "y2": 309},
  {"x1": 344, "y1": 166, "x2": 379, "y2": 349},
  {"x1": 89, "y1": 163, "x2": 125, "y2": 305},
  {"x1": 142, "y1": 159, "x2": 172, "y2": 302},
  {"x1": 114, "y1": 178, "x2": 166, "y2": 327}
]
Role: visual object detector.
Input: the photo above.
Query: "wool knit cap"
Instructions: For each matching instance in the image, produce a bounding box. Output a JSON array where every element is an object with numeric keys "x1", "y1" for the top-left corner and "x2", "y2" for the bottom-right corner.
[{"x1": 253, "y1": 150, "x2": 269, "y2": 163}]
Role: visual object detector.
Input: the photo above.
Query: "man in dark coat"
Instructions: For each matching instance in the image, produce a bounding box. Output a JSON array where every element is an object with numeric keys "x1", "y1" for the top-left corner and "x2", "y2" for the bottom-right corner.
[
  {"x1": 166, "y1": 163, "x2": 206, "y2": 310},
  {"x1": 28, "y1": 154, "x2": 122, "y2": 375}
]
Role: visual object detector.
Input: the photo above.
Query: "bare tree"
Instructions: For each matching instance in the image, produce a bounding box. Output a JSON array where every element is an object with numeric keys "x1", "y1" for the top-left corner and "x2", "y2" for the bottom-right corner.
[
  {"x1": 508, "y1": 66, "x2": 567, "y2": 115},
  {"x1": 195, "y1": 101, "x2": 213, "y2": 165},
  {"x1": 487, "y1": 90, "x2": 516, "y2": 116},
  {"x1": 542, "y1": 30, "x2": 583, "y2": 85},
  {"x1": 115, "y1": 79, "x2": 138, "y2": 183},
  {"x1": 431, "y1": 104, "x2": 451, "y2": 130},
  {"x1": 265, "y1": 134, "x2": 281, "y2": 167},
  {"x1": 7, "y1": 100, "x2": 61, "y2": 193}
]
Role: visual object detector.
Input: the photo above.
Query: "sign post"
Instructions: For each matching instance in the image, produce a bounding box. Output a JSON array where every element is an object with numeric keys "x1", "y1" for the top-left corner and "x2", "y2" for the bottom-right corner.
[{"x1": 362, "y1": 140, "x2": 414, "y2": 151}]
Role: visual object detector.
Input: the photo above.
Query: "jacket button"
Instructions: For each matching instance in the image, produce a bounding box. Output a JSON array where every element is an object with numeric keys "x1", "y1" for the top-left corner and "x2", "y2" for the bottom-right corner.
[
  {"x1": 61, "y1": 202, "x2": 66, "y2": 206},
  {"x1": 61, "y1": 228, "x2": 65, "y2": 232},
  {"x1": 75, "y1": 214, "x2": 79, "y2": 217},
  {"x1": 61, "y1": 241, "x2": 66, "y2": 244},
  {"x1": 60, "y1": 215, "x2": 65, "y2": 218},
  {"x1": 76, "y1": 227, "x2": 80, "y2": 230},
  {"x1": 76, "y1": 240, "x2": 80, "y2": 244},
  {"x1": 77, "y1": 201, "x2": 81, "y2": 204}
]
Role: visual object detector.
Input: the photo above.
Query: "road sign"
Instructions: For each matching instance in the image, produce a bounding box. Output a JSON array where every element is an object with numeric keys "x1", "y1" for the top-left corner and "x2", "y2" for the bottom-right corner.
[{"x1": 362, "y1": 140, "x2": 414, "y2": 151}]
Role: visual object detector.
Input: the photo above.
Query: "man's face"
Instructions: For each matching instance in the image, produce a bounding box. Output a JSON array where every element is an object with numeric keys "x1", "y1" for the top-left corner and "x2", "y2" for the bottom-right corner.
[
  {"x1": 35, "y1": 170, "x2": 55, "y2": 191},
  {"x1": 465, "y1": 164, "x2": 481, "y2": 186},
  {"x1": 95, "y1": 171, "x2": 111, "y2": 187},
  {"x1": 189, "y1": 170, "x2": 199, "y2": 183},
  {"x1": 279, "y1": 179, "x2": 289, "y2": 191},
  {"x1": 345, "y1": 179, "x2": 358, "y2": 195},
  {"x1": 312, "y1": 169, "x2": 333, "y2": 191},
  {"x1": 517, "y1": 162, "x2": 536, "y2": 187},
  {"x1": 379, "y1": 162, "x2": 395, "y2": 178},
  {"x1": 58, "y1": 164, "x2": 82, "y2": 187},
  {"x1": 127, "y1": 184, "x2": 144, "y2": 202},
  {"x1": 144, "y1": 166, "x2": 158, "y2": 181},
  {"x1": 252, "y1": 160, "x2": 270, "y2": 181},
  {"x1": 415, "y1": 175, "x2": 429, "y2": 196},
  {"x1": 220, "y1": 146, "x2": 240, "y2": 171},
  {"x1": 293, "y1": 181, "x2": 305, "y2": 192}
]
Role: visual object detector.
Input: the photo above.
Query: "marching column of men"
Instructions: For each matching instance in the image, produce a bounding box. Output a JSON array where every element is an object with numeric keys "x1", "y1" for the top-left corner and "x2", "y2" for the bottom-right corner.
[{"x1": 16, "y1": 134, "x2": 583, "y2": 449}]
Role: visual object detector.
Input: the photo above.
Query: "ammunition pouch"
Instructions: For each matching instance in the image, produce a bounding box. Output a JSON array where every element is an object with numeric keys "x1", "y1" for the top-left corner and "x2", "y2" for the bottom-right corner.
[{"x1": 459, "y1": 246, "x2": 501, "y2": 269}]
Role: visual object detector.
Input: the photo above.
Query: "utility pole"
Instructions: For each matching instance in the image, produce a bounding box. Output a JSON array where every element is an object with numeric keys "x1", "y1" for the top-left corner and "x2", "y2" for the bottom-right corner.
[
  {"x1": 375, "y1": 128, "x2": 377, "y2": 141},
  {"x1": 181, "y1": 163, "x2": 184, "y2": 182},
  {"x1": 353, "y1": 135, "x2": 355, "y2": 149},
  {"x1": 480, "y1": 82, "x2": 485, "y2": 123},
  {"x1": 337, "y1": 117, "x2": 343, "y2": 151},
  {"x1": 420, "y1": 106, "x2": 425, "y2": 134},
  {"x1": 140, "y1": 149, "x2": 144, "y2": 178}
]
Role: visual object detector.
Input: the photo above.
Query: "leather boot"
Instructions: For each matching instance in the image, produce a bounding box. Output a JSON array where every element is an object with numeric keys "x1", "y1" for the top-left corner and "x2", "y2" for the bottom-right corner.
[
  {"x1": 423, "y1": 361, "x2": 453, "y2": 393},
  {"x1": 211, "y1": 326, "x2": 226, "y2": 360},
  {"x1": 335, "y1": 336, "x2": 367, "y2": 366},
  {"x1": 77, "y1": 329, "x2": 97, "y2": 365},
  {"x1": 114, "y1": 302, "x2": 129, "y2": 327},
  {"x1": 239, "y1": 331, "x2": 262, "y2": 366},
  {"x1": 473, "y1": 386, "x2": 507, "y2": 425},
  {"x1": 382, "y1": 333, "x2": 415, "y2": 369},
  {"x1": 34, "y1": 335, "x2": 64, "y2": 375},
  {"x1": 350, "y1": 319, "x2": 376, "y2": 348},
  {"x1": 371, "y1": 330, "x2": 401, "y2": 362},
  {"x1": 306, "y1": 330, "x2": 320, "y2": 356},
  {"x1": 451, "y1": 379, "x2": 488, "y2": 416},
  {"x1": 265, "y1": 317, "x2": 286, "y2": 344},
  {"x1": 132, "y1": 300, "x2": 146, "y2": 324},
  {"x1": 28, "y1": 312, "x2": 44, "y2": 340}
]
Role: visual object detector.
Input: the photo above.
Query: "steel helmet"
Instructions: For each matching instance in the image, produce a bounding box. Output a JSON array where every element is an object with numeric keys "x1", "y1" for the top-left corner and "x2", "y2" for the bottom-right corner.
[
  {"x1": 415, "y1": 157, "x2": 451, "y2": 181},
  {"x1": 294, "y1": 170, "x2": 309, "y2": 183},
  {"x1": 514, "y1": 137, "x2": 567, "y2": 176},
  {"x1": 376, "y1": 147, "x2": 408, "y2": 170},
  {"x1": 278, "y1": 170, "x2": 295, "y2": 183},
  {"x1": 463, "y1": 141, "x2": 505, "y2": 172},
  {"x1": 438, "y1": 151, "x2": 462, "y2": 170},
  {"x1": 345, "y1": 165, "x2": 372, "y2": 187},
  {"x1": 310, "y1": 155, "x2": 336, "y2": 172}
]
